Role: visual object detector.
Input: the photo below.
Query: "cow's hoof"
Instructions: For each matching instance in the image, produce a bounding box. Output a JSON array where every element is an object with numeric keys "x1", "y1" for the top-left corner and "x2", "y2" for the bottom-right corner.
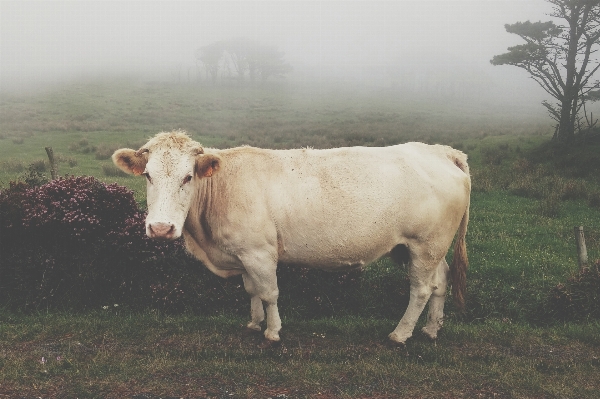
[
  {"x1": 421, "y1": 327, "x2": 439, "y2": 341},
  {"x1": 257, "y1": 338, "x2": 280, "y2": 349},
  {"x1": 387, "y1": 332, "x2": 408, "y2": 347}
]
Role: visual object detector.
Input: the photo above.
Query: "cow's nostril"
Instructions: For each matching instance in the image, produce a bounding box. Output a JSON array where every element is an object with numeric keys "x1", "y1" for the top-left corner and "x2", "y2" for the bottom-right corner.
[{"x1": 149, "y1": 222, "x2": 175, "y2": 238}]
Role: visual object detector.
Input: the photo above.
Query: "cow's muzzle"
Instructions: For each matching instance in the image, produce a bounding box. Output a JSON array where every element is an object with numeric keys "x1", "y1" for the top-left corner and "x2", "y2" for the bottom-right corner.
[{"x1": 148, "y1": 222, "x2": 176, "y2": 240}]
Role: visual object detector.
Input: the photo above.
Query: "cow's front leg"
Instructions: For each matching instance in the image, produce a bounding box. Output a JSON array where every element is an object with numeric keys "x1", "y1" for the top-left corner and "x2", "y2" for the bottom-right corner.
[
  {"x1": 242, "y1": 272, "x2": 265, "y2": 332},
  {"x1": 240, "y1": 252, "x2": 281, "y2": 343}
]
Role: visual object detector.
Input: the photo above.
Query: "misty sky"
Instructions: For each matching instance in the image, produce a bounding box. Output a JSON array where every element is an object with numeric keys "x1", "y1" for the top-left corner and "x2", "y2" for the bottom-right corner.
[{"x1": 1, "y1": 1, "x2": 554, "y2": 102}]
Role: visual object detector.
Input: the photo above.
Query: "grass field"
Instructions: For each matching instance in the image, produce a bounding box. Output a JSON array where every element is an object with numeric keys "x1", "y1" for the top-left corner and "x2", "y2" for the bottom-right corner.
[
  {"x1": 0, "y1": 80, "x2": 551, "y2": 195},
  {"x1": 1, "y1": 311, "x2": 599, "y2": 398},
  {"x1": 1, "y1": 80, "x2": 600, "y2": 398}
]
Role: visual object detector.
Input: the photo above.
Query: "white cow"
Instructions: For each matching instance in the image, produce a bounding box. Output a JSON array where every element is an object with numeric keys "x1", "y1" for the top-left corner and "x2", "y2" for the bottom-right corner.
[{"x1": 113, "y1": 130, "x2": 470, "y2": 346}]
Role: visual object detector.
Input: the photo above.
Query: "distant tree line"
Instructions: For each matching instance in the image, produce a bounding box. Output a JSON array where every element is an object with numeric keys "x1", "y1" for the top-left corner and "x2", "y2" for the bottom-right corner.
[{"x1": 196, "y1": 39, "x2": 293, "y2": 85}]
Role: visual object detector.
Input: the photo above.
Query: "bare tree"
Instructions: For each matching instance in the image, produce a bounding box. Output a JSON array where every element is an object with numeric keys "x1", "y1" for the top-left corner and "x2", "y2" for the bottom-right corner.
[
  {"x1": 223, "y1": 38, "x2": 250, "y2": 83},
  {"x1": 197, "y1": 39, "x2": 293, "y2": 85},
  {"x1": 491, "y1": 0, "x2": 600, "y2": 142},
  {"x1": 248, "y1": 45, "x2": 293, "y2": 82},
  {"x1": 196, "y1": 43, "x2": 223, "y2": 84}
]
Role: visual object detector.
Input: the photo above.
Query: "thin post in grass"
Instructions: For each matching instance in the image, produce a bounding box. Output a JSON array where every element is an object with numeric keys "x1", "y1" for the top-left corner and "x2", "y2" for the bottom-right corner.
[
  {"x1": 45, "y1": 146, "x2": 58, "y2": 180},
  {"x1": 574, "y1": 226, "x2": 588, "y2": 270}
]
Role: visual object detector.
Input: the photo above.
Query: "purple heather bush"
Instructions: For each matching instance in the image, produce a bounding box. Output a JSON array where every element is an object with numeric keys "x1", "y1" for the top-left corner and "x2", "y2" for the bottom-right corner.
[{"x1": 0, "y1": 176, "x2": 203, "y2": 311}]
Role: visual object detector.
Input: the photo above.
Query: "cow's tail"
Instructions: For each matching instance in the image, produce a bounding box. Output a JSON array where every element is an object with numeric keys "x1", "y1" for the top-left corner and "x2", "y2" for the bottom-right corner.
[
  {"x1": 448, "y1": 148, "x2": 470, "y2": 311},
  {"x1": 451, "y1": 197, "x2": 469, "y2": 310}
]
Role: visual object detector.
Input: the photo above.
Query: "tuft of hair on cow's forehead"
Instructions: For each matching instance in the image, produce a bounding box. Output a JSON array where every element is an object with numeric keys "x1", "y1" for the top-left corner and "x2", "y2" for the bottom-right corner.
[{"x1": 144, "y1": 130, "x2": 203, "y2": 153}]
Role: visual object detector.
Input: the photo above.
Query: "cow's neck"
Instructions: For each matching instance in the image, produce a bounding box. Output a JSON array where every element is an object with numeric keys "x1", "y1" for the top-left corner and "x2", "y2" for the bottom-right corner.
[{"x1": 186, "y1": 175, "x2": 218, "y2": 239}]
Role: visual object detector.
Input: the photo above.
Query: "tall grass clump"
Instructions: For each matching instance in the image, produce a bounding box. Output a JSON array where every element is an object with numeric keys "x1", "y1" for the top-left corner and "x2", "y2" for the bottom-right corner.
[
  {"x1": 550, "y1": 260, "x2": 600, "y2": 321},
  {"x1": 28, "y1": 159, "x2": 47, "y2": 173},
  {"x1": 589, "y1": 191, "x2": 600, "y2": 208},
  {"x1": 538, "y1": 194, "x2": 562, "y2": 218},
  {"x1": 101, "y1": 163, "x2": 129, "y2": 177},
  {"x1": 55, "y1": 155, "x2": 78, "y2": 168},
  {"x1": 68, "y1": 138, "x2": 96, "y2": 154},
  {"x1": 481, "y1": 143, "x2": 512, "y2": 165},
  {"x1": 94, "y1": 144, "x2": 120, "y2": 160}
]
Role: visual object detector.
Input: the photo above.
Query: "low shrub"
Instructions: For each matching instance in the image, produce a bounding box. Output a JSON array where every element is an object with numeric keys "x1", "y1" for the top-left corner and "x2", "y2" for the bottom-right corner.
[
  {"x1": 29, "y1": 159, "x2": 47, "y2": 173},
  {"x1": 538, "y1": 194, "x2": 562, "y2": 218},
  {"x1": 19, "y1": 165, "x2": 49, "y2": 187},
  {"x1": 481, "y1": 145, "x2": 511, "y2": 165},
  {"x1": 0, "y1": 176, "x2": 181, "y2": 311},
  {"x1": 589, "y1": 191, "x2": 600, "y2": 209},
  {"x1": 95, "y1": 144, "x2": 119, "y2": 160},
  {"x1": 559, "y1": 179, "x2": 589, "y2": 201},
  {"x1": 549, "y1": 261, "x2": 600, "y2": 321},
  {"x1": 528, "y1": 138, "x2": 600, "y2": 183},
  {"x1": 472, "y1": 164, "x2": 515, "y2": 193},
  {"x1": 1, "y1": 158, "x2": 25, "y2": 173},
  {"x1": 69, "y1": 138, "x2": 96, "y2": 154},
  {"x1": 54, "y1": 153, "x2": 78, "y2": 168}
]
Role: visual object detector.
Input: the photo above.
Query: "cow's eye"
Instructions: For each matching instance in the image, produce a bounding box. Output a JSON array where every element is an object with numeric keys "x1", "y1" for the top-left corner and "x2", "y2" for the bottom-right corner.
[
  {"x1": 182, "y1": 175, "x2": 193, "y2": 185},
  {"x1": 143, "y1": 172, "x2": 152, "y2": 184}
]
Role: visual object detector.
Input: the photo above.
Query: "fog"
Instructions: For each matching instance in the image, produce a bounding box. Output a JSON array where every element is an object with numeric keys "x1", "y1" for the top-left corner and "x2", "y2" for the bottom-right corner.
[{"x1": 1, "y1": 1, "x2": 555, "y2": 109}]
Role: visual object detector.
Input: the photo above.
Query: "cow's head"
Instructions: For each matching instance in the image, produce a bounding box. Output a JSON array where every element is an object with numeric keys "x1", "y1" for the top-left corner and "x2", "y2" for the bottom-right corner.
[{"x1": 112, "y1": 130, "x2": 221, "y2": 240}]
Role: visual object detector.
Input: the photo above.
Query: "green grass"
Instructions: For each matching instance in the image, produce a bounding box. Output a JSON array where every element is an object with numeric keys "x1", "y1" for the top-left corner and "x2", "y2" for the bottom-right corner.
[
  {"x1": 465, "y1": 190, "x2": 600, "y2": 322},
  {"x1": 1, "y1": 311, "x2": 599, "y2": 398}
]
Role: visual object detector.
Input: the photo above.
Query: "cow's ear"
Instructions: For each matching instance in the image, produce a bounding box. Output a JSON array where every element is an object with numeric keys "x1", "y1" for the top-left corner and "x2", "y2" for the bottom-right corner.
[
  {"x1": 112, "y1": 148, "x2": 148, "y2": 175},
  {"x1": 195, "y1": 154, "x2": 221, "y2": 178}
]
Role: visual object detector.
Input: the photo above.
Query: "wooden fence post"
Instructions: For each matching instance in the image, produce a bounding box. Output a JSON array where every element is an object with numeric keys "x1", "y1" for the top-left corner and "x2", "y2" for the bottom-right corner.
[
  {"x1": 574, "y1": 226, "x2": 588, "y2": 269},
  {"x1": 45, "y1": 146, "x2": 57, "y2": 180}
]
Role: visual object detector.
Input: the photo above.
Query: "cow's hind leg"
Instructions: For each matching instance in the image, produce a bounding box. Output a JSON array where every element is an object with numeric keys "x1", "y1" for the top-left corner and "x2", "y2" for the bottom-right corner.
[
  {"x1": 242, "y1": 273, "x2": 265, "y2": 332},
  {"x1": 388, "y1": 251, "x2": 441, "y2": 345},
  {"x1": 240, "y1": 252, "x2": 282, "y2": 343},
  {"x1": 421, "y1": 258, "x2": 449, "y2": 340}
]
